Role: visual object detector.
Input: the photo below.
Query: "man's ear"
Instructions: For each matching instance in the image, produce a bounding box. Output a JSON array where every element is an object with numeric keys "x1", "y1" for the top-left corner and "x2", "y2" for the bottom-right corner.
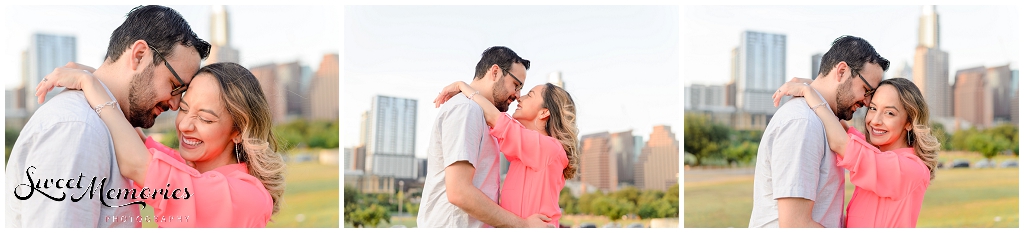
[
  {"x1": 490, "y1": 64, "x2": 502, "y2": 82},
  {"x1": 834, "y1": 61, "x2": 850, "y2": 84},
  {"x1": 128, "y1": 40, "x2": 149, "y2": 72}
]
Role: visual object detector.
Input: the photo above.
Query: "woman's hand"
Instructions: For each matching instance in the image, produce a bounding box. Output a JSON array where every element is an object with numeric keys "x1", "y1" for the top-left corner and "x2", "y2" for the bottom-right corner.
[
  {"x1": 433, "y1": 81, "x2": 472, "y2": 108},
  {"x1": 771, "y1": 77, "x2": 814, "y2": 107},
  {"x1": 34, "y1": 62, "x2": 99, "y2": 104}
]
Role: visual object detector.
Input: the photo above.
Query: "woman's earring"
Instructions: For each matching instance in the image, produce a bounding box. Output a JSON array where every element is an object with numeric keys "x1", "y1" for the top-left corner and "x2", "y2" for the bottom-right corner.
[{"x1": 235, "y1": 143, "x2": 242, "y2": 163}]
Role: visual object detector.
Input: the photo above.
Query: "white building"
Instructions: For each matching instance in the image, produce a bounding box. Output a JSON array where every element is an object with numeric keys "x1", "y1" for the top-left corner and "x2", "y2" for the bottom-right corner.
[
  {"x1": 27, "y1": 33, "x2": 76, "y2": 112},
  {"x1": 364, "y1": 95, "x2": 418, "y2": 179},
  {"x1": 736, "y1": 30, "x2": 786, "y2": 115}
]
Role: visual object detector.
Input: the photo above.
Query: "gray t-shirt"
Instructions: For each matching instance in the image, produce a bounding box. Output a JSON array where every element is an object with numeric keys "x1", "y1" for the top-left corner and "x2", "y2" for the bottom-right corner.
[
  {"x1": 5, "y1": 86, "x2": 140, "y2": 227},
  {"x1": 417, "y1": 95, "x2": 501, "y2": 228},
  {"x1": 749, "y1": 96, "x2": 845, "y2": 228}
]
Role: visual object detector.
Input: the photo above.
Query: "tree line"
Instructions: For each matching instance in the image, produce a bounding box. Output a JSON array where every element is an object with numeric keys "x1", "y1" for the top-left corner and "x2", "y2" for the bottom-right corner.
[{"x1": 684, "y1": 113, "x2": 1019, "y2": 167}]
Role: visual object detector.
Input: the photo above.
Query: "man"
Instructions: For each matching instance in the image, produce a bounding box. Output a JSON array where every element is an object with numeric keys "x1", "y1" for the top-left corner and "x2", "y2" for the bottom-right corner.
[
  {"x1": 6, "y1": 5, "x2": 210, "y2": 227},
  {"x1": 418, "y1": 46, "x2": 550, "y2": 228},
  {"x1": 749, "y1": 36, "x2": 889, "y2": 228}
]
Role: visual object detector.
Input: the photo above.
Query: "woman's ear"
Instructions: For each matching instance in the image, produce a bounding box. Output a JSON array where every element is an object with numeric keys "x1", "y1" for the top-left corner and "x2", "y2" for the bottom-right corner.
[
  {"x1": 539, "y1": 108, "x2": 551, "y2": 121},
  {"x1": 232, "y1": 128, "x2": 242, "y2": 144}
]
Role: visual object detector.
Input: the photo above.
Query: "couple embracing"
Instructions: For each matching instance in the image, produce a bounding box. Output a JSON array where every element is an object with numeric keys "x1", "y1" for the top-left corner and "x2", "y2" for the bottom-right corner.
[
  {"x1": 417, "y1": 46, "x2": 580, "y2": 228},
  {"x1": 7, "y1": 5, "x2": 284, "y2": 228},
  {"x1": 751, "y1": 35, "x2": 941, "y2": 228}
]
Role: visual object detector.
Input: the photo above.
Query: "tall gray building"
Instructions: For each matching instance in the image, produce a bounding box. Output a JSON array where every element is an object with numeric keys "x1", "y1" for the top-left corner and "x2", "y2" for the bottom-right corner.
[
  {"x1": 736, "y1": 31, "x2": 786, "y2": 115},
  {"x1": 365, "y1": 95, "x2": 418, "y2": 179},
  {"x1": 611, "y1": 130, "x2": 637, "y2": 186},
  {"x1": 206, "y1": 5, "x2": 239, "y2": 64},
  {"x1": 913, "y1": 5, "x2": 952, "y2": 118},
  {"x1": 28, "y1": 33, "x2": 76, "y2": 112},
  {"x1": 811, "y1": 53, "x2": 823, "y2": 79}
]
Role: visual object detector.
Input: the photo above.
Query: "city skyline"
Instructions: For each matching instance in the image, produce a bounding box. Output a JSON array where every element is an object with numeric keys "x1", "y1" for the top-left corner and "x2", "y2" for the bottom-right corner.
[
  {"x1": 3, "y1": 5, "x2": 340, "y2": 89},
  {"x1": 344, "y1": 6, "x2": 680, "y2": 158},
  {"x1": 684, "y1": 5, "x2": 1019, "y2": 86}
]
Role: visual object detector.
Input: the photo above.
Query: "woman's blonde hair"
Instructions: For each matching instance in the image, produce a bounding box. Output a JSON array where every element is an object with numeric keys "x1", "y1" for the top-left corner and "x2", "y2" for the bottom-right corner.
[
  {"x1": 866, "y1": 78, "x2": 940, "y2": 180},
  {"x1": 199, "y1": 63, "x2": 286, "y2": 214},
  {"x1": 541, "y1": 83, "x2": 579, "y2": 180}
]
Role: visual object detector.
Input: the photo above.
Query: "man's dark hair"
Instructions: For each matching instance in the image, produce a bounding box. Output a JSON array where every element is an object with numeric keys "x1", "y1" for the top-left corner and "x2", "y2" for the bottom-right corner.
[
  {"x1": 818, "y1": 35, "x2": 890, "y2": 78},
  {"x1": 474, "y1": 46, "x2": 530, "y2": 80},
  {"x1": 104, "y1": 5, "x2": 211, "y2": 65}
]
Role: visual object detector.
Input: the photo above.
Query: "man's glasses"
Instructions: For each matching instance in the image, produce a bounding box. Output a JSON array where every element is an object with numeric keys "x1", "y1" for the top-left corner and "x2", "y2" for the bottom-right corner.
[
  {"x1": 856, "y1": 72, "x2": 876, "y2": 97},
  {"x1": 502, "y1": 67, "x2": 523, "y2": 93},
  {"x1": 148, "y1": 45, "x2": 187, "y2": 96}
]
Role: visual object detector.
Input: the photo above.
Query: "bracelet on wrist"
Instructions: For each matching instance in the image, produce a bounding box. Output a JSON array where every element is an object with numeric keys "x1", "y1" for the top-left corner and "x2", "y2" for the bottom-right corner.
[{"x1": 94, "y1": 100, "x2": 117, "y2": 115}]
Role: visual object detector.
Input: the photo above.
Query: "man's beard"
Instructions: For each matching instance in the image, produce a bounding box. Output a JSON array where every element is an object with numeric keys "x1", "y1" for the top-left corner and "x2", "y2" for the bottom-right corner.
[
  {"x1": 834, "y1": 78, "x2": 859, "y2": 121},
  {"x1": 126, "y1": 65, "x2": 169, "y2": 128},
  {"x1": 491, "y1": 76, "x2": 512, "y2": 112}
]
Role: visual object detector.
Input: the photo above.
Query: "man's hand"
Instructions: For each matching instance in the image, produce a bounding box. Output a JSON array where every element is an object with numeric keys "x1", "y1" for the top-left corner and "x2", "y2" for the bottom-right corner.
[{"x1": 525, "y1": 214, "x2": 554, "y2": 228}]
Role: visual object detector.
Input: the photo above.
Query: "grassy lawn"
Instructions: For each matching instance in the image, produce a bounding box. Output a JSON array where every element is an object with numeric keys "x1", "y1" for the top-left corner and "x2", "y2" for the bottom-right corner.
[
  {"x1": 684, "y1": 153, "x2": 1018, "y2": 228},
  {"x1": 350, "y1": 215, "x2": 663, "y2": 228},
  {"x1": 140, "y1": 162, "x2": 339, "y2": 228}
]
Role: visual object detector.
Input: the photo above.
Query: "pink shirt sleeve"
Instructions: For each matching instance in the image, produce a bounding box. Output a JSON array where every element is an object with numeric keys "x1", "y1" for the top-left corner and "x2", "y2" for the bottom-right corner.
[
  {"x1": 489, "y1": 113, "x2": 565, "y2": 170},
  {"x1": 137, "y1": 137, "x2": 272, "y2": 227},
  {"x1": 837, "y1": 127, "x2": 909, "y2": 199}
]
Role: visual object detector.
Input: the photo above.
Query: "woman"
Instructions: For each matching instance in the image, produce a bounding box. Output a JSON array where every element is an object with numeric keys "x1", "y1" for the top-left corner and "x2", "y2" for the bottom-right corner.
[
  {"x1": 35, "y1": 62, "x2": 285, "y2": 227},
  {"x1": 772, "y1": 77, "x2": 939, "y2": 227},
  {"x1": 434, "y1": 81, "x2": 579, "y2": 227}
]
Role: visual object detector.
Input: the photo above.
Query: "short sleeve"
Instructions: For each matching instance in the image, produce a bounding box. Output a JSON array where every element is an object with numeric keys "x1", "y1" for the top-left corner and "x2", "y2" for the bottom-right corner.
[
  {"x1": 8, "y1": 121, "x2": 110, "y2": 227},
  {"x1": 769, "y1": 118, "x2": 825, "y2": 200},
  {"x1": 440, "y1": 102, "x2": 486, "y2": 168}
]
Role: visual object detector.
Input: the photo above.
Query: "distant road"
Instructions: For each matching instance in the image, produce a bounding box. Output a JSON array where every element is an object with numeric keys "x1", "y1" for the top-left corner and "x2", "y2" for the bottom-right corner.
[{"x1": 683, "y1": 167, "x2": 755, "y2": 183}]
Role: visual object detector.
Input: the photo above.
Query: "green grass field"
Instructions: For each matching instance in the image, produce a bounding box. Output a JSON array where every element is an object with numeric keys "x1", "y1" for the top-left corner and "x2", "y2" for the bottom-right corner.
[
  {"x1": 366, "y1": 215, "x2": 659, "y2": 228},
  {"x1": 684, "y1": 154, "x2": 1019, "y2": 228},
  {"x1": 140, "y1": 162, "x2": 339, "y2": 228}
]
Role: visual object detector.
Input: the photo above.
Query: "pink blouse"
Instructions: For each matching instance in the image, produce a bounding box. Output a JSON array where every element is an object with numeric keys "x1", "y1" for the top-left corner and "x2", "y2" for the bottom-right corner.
[
  {"x1": 490, "y1": 114, "x2": 568, "y2": 227},
  {"x1": 135, "y1": 137, "x2": 273, "y2": 227},
  {"x1": 838, "y1": 127, "x2": 930, "y2": 228}
]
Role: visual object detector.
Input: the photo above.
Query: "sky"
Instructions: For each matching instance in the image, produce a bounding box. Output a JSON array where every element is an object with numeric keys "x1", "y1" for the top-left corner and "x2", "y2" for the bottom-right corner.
[
  {"x1": 3, "y1": 5, "x2": 340, "y2": 89},
  {"x1": 683, "y1": 5, "x2": 1020, "y2": 86},
  {"x1": 344, "y1": 6, "x2": 681, "y2": 158}
]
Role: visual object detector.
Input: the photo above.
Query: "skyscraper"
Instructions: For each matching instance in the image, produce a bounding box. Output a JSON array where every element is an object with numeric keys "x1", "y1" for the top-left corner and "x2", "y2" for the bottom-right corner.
[
  {"x1": 736, "y1": 31, "x2": 786, "y2": 115},
  {"x1": 250, "y1": 64, "x2": 287, "y2": 124},
  {"x1": 27, "y1": 33, "x2": 76, "y2": 112},
  {"x1": 579, "y1": 132, "x2": 617, "y2": 193},
  {"x1": 919, "y1": 5, "x2": 940, "y2": 49},
  {"x1": 207, "y1": 5, "x2": 239, "y2": 64},
  {"x1": 913, "y1": 5, "x2": 952, "y2": 118},
  {"x1": 811, "y1": 53, "x2": 823, "y2": 79},
  {"x1": 611, "y1": 131, "x2": 637, "y2": 186},
  {"x1": 953, "y1": 67, "x2": 992, "y2": 129},
  {"x1": 308, "y1": 54, "x2": 339, "y2": 121},
  {"x1": 548, "y1": 71, "x2": 564, "y2": 89},
  {"x1": 365, "y1": 95, "x2": 418, "y2": 179},
  {"x1": 275, "y1": 62, "x2": 306, "y2": 119},
  {"x1": 987, "y1": 65, "x2": 1013, "y2": 123},
  {"x1": 635, "y1": 125, "x2": 679, "y2": 191}
]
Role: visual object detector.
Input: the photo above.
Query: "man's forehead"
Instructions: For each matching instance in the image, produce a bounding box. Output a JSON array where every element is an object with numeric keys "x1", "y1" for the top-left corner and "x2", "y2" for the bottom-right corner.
[{"x1": 168, "y1": 46, "x2": 202, "y2": 82}]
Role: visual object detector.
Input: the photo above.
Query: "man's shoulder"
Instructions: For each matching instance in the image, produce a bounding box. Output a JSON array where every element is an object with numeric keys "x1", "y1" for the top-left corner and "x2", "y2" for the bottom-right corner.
[
  {"x1": 24, "y1": 90, "x2": 107, "y2": 133},
  {"x1": 437, "y1": 95, "x2": 483, "y2": 119},
  {"x1": 772, "y1": 98, "x2": 823, "y2": 123}
]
